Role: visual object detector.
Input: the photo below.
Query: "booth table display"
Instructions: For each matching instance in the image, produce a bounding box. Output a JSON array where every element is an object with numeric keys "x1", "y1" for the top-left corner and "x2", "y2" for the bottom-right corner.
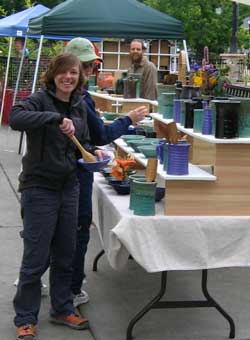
[
  {"x1": 89, "y1": 91, "x2": 158, "y2": 115},
  {"x1": 92, "y1": 173, "x2": 250, "y2": 340}
]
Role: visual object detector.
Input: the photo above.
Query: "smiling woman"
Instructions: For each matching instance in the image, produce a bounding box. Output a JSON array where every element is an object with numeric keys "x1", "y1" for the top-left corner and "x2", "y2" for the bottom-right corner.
[
  {"x1": 9, "y1": 52, "x2": 90, "y2": 339},
  {"x1": 41, "y1": 53, "x2": 84, "y2": 102}
]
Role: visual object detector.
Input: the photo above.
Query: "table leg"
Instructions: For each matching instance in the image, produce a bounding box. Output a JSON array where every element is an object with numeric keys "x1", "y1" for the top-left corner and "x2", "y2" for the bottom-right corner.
[
  {"x1": 92, "y1": 249, "x2": 105, "y2": 272},
  {"x1": 126, "y1": 271, "x2": 167, "y2": 340},
  {"x1": 126, "y1": 270, "x2": 235, "y2": 340},
  {"x1": 201, "y1": 269, "x2": 235, "y2": 338}
]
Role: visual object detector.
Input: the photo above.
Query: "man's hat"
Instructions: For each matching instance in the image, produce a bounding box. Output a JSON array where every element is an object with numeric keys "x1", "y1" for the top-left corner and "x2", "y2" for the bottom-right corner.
[{"x1": 65, "y1": 37, "x2": 102, "y2": 62}]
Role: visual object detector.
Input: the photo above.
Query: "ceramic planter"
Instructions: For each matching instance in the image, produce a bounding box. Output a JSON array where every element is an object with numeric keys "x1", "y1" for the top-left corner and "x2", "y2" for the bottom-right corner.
[
  {"x1": 173, "y1": 99, "x2": 181, "y2": 123},
  {"x1": 129, "y1": 175, "x2": 145, "y2": 210},
  {"x1": 167, "y1": 143, "x2": 190, "y2": 175},
  {"x1": 132, "y1": 179, "x2": 157, "y2": 216},
  {"x1": 238, "y1": 98, "x2": 250, "y2": 137},
  {"x1": 193, "y1": 109, "x2": 203, "y2": 133},
  {"x1": 202, "y1": 107, "x2": 212, "y2": 135},
  {"x1": 180, "y1": 85, "x2": 201, "y2": 99},
  {"x1": 214, "y1": 100, "x2": 240, "y2": 139}
]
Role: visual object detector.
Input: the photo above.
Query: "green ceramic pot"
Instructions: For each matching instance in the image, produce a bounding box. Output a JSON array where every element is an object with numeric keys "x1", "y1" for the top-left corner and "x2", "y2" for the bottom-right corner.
[
  {"x1": 88, "y1": 85, "x2": 99, "y2": 92},
  {"x1": 238, "y1": 98, "x2": 250, "y2": 137},
  {"x1": 103, "y1": 112, "x2": 119, "y2": 121},
  {"x1": 122, "y1": 135, "x2": 145, "y2": 143},
  {"x1": 128, "y1": 138, "x2": 160, "y2": 152},
  {"x1": 138, "y1": 144, "x2": 157, "y2": 158},
  {"x1": 132, "y1": 180, "x2": 157, "y2": 216},
  {"x1": 193, "y1": 109, "x2": 203, "y2": 133},
  {"x1": 88, "y1": 75, "x2": 96, "y2": 87},
  {"x1": 129, "y1": 175, "x2": 145, "y2": 210}
]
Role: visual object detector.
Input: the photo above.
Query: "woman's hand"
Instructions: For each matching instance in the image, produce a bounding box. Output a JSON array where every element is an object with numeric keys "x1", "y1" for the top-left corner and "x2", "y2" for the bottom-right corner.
[
  {"x1": 127, "y1": 106, "x2": 147, "y2": 125},
  {"x1": 59, "y1": 118, "x2": 75, "y2": 137},
  {"x1": 94, "y1": 149, "x2": 107, "y2": 161}
]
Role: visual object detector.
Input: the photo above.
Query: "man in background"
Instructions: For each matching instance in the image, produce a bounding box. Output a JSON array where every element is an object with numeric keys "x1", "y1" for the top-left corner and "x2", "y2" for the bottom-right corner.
[
  {"x1": 14, "y1": 37, "x2": 29, "y2": 58},
  {"x1": 127, "y1": 39, "x2": 157, "y2": 100}
]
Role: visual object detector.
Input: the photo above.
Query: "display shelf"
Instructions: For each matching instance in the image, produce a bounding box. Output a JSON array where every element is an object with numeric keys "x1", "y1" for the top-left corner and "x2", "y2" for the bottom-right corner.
[
  {"x1": 115, "y1": 138, "x2": 216, "y2": 182},
  {"x1": 90, "y1": 91, "x2": 158, "y2": 115},
  {"x1": 151, "y1": 113, "x2": 250, "y2": 144},
  {"x1": 150, "y1": 112, "x2": 250, "y2": 216}
]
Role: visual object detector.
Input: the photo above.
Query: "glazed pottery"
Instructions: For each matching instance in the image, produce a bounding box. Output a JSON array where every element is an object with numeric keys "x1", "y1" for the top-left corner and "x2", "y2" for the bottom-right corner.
[
  {"x1": 129, "y1": 175, "x2": 145, "y2": 210},
  {"x1": 155, "y1": 187, "x2": 165, "y2": 202},
  {"x1": 123, "y1": 77, "x2": 138, "y2": 98},
  {"x1": 184, "y1": 99, "x2": 203, "y2": 129},
  {"x1": 167, "y1": 143, "x2": 190, "y2": 175},
  {"x1": 202, "y1": 107, "x2": 212, "y2": 135},
  {"x1": 193, "y1": 109, "x2": 203, "y2": 133},
  {"x1": 173, "y1": 99, "x2": 181, "y2": 123},
  {"x1": 103, "y1": 112, "x2": 119, "y2": 121},
  {"x1": 122, "y1": 135, "x2": 145, "y2": 142},
  {"x1": 238, "y1": 98, "x2": 250, "y2": 137},
  {"x1": 78, "y1": 155, "x2": 111, "y2": 172},
  {"x1": 132, "y1": 179, "x2": 157, "y2": 216},
  {"x1": 214, "y1": 100, "x2": 240, "y2": 139},
  {"x1": 180, "y1": 85, "x2": 200, "y2": 99},
  {"x1": 138, "y1": 144, "x2": 157, "y2": 158}
]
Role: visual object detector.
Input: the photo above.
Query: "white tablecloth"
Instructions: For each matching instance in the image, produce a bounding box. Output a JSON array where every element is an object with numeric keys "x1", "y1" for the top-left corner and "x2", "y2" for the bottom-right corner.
[{"x1": 92, "y1": 173, "x2": 250, "y2": 273}]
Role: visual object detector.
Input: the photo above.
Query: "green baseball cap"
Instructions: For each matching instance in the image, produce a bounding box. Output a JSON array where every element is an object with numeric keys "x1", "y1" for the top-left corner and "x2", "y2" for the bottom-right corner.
[{"x1": 65, "y1": 37, "x2": 102, "y2": 63}]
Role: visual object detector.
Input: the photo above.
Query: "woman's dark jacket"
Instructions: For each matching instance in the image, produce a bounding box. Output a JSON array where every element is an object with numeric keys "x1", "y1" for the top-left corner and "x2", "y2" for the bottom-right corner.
[{"x1": 9, "y1": 88, "x2": 89, "y2": 192}]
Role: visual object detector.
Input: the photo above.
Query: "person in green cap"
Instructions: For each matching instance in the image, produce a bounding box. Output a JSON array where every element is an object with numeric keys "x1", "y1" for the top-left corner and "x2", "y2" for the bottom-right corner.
[{"x1": 65, "y1": 37, "x2": 147, "y2": 308}]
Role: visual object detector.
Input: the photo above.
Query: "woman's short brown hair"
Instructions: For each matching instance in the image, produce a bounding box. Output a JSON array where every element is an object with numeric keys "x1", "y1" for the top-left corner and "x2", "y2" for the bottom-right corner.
[{"x1": 41, "y1": 53, "x2": 85, "y2": 92}]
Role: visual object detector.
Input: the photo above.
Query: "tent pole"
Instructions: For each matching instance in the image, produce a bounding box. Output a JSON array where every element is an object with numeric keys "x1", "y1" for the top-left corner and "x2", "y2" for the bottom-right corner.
[
  {"x1": 183, "y1": 40, "x2": 190, "y2": 72},
  {"x1": 12, "y1": 35, "x2": 28, "y2": 106},
  {"x1": 15, "y1": 35, "x2": 28, "y2": 154},
  {"x1": 32, "y1": 35, "x2": 44, "y2": 93},
  {"x1": 20, "y1": 35, "x2": 44, "y2": 156},
  {"x1": 0, "y1": 37, "x2": 13, "y2": 126}
]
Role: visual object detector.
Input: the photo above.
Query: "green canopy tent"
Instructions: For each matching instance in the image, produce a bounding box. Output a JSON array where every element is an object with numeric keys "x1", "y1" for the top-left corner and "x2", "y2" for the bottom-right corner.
[
  {"x1": 27, "y1": 0, "x2": 185, "y2": 96},
  {"x1": 28, "y1": 0, "x2": 184, "y2": 40}
]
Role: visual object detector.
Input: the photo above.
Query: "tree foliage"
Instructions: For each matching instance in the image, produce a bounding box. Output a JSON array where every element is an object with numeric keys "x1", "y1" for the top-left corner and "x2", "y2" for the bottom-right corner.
[
  {"x1": 0, "y1": 0, "x2": 250, "y2": 55},
  {"x1": 0, "y1": 0, "x2": 63, "y2": 15},
  {"x1": 144, "y1": 0, "x2": 250, "y2": 56}
]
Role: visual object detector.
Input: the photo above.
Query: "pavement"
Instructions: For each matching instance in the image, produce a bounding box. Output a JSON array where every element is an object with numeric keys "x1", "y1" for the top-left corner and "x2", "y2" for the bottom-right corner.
[
  {"x1": 0, "y1": 126, "x2": 95, "y2": 340},
  {"x1": 1, "y1": 125, "x2": 250, "y2": 340}
]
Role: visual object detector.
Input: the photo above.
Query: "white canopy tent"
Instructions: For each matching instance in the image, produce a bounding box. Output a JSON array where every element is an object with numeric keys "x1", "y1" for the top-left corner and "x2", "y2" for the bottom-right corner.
[{"x1": 232, "y1": 0, "x2": 250, "y2": 5}]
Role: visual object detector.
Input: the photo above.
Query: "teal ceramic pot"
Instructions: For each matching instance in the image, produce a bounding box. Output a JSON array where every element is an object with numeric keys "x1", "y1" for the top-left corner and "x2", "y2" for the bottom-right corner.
[
  {"x1": 211, "y1": 100, "x2": 216, "y2": 136},
  {"x1": 103, "y1": 112, "x2": 119, "y2": 121},
  {"x1": 132, "y1": 180, "x2": 157, "y2": 216},
  {"x1": 138, "y1": 144, "x2": 157, "y2": 158},
  {"x1": 237, "y1": 98, "x2": 250, "y2": 137},
  {"x1": 157, "y1": 84, "x2": 176, "y2": 98},
  {"x1": 88, "y1": 85, "x2": 99, "y2": 92},
  {"x1": 158, "y1": 104, "x2": 167, "y2": 116},
  {"x1": 126, "y1": 139, "x2": 151, "y2": 152},
  {"x1": 193, "y1": 109, "x2": 203, "y2": 133},
  {"x1": 158, "y1": 92, "x2": 175, "y2": 105},
  {"x1": 163, "y1": 143, "x2": 168, "y2": 171},
  {"x1": 122, "y1": 135, "x2": 145, "y2": 143},
  {"x1": 162, "y1": 92, "x2": 175, "y2": 119},
  {"x1": 129, "y1": 175, "x2": 145, "y2": 210},
  {"x1": 180, "y1": 100, "x2": 187, "y2": 126},
  {"x1": 88, "y1": 75, "x2": 96, "y2": 87}
]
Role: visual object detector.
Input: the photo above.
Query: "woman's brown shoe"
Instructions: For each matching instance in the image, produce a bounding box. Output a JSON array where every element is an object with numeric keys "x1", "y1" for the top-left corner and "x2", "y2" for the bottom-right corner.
[
  {"x1": 16, "y1": 324, "x2": 36, "y2": 339},
  {"x1": 50, "y1": 313, "x2": 89, "y2": 330}
]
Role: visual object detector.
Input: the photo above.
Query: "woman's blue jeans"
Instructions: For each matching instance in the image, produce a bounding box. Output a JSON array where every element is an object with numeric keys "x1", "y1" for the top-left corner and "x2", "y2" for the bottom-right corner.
[
  {"x1": 14, "y1": 182, "x2": 79, "y2": 326},
  {"x1": 71, "y1": 168, "x2": 93, "y2": 295}
]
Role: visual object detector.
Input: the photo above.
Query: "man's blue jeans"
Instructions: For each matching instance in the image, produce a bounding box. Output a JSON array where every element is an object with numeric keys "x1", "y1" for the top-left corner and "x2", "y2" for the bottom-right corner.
[
  {"x1": 71, "y1": 168, "x2": 93, "y2": 295},
  {"x1": 14, "y1": 183, "x2": 79, "y2": 326}
]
